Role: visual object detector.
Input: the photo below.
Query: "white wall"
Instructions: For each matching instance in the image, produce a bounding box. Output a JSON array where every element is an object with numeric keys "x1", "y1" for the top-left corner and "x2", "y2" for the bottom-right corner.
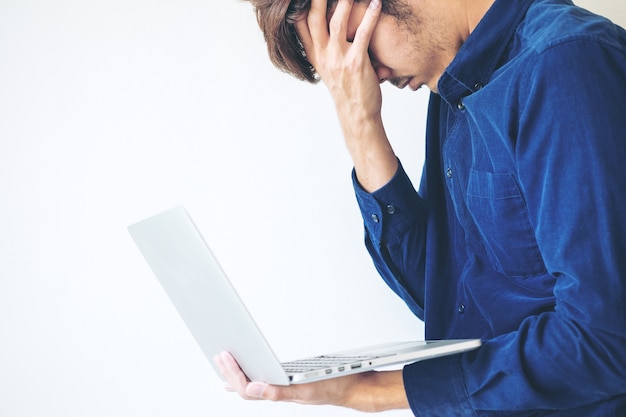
[{"x1": 0, "y1": 1, "x2": 622, "y2": 417}]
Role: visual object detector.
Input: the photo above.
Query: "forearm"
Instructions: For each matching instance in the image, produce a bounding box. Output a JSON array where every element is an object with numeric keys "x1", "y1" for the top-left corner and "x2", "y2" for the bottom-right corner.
[
  {"x1": 402, "y1": 313, "x2": 626, "y2": 415},
  {"x1": 295, "y1": 0, "x2": 396, "y2": 192},
  {"x1": 345, "y1": 370, "x2": 409, "y2": 412},
  {"x1": 342, "y1": 113, "x2": 398, "y2": 193},
  {"x1": 353, "y1": 162, "x2": 427, "y2": 318}
]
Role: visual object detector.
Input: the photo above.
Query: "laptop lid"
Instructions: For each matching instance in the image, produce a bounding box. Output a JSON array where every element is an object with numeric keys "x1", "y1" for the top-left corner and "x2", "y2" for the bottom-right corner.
[{"x1": 128, "y1": 206, "x2": 290, "y2": 384}]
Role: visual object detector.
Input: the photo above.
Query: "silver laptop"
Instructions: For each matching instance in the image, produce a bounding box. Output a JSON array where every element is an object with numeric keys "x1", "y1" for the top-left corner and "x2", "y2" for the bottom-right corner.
[{"x1": 128, "y1": 206, "x2": 481, "y2": 385}]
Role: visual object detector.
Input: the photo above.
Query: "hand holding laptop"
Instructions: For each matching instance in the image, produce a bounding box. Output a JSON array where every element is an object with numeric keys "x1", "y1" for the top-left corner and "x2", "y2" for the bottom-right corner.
[{"x1": 213, "y1": 351, "x2": 410, "y2": 412}]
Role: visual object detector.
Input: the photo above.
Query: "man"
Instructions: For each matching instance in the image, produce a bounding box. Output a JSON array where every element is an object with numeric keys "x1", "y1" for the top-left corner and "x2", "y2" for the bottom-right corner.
[{"x1": 215, "y1": 0, "x2": 626, "y2": 414}]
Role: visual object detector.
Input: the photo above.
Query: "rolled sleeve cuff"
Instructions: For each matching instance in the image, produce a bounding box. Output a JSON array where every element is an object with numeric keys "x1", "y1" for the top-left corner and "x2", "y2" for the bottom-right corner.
[
  {"x1": 403, "y1": 355, "x2": 477, "y2": 417},
  {"x1": 352, "y1": 160, "x2": 423, "y2": 246}
]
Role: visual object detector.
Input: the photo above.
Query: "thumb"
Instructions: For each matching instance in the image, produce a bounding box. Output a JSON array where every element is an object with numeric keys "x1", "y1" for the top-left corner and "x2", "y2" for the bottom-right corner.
[
  {"x1": 246, "y1": 381, "x2": 293, "y2": 402},
  {"x1": 246, "y1": 382, "x2": 270, "y2": 399}
]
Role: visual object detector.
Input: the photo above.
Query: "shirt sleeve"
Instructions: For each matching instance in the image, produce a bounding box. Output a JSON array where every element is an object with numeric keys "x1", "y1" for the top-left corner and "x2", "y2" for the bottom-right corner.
[{"x1": 352, "y1": 161, "x2": 427, "y2": 319}]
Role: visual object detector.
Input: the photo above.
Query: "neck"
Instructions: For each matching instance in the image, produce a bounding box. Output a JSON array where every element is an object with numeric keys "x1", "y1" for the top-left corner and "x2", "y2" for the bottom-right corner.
[
  {"x1": 463, "y1": 0, "x2": 496, "y2": 38},
  {"x1": 413, "y1": 0, "x2": 496, "y2": 92}
]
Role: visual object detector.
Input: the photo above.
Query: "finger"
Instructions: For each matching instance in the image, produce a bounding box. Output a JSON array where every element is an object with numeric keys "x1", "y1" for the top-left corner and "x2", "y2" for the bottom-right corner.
[
  {"x1": 328, "y1": 0, "x2": 353, "y2": 37},
  {"x1": 307, "y1": 0, "x2": 330, "y2": 44},
  {"x1": 352, "y1": 0, "x2": 382, "y2": 49},
  {"x1": 213, "y1": 353, "x2": 242, "y2": 393},
  {"x1": 219, "y1": 352, "x2": 254, "y2": 397},
  {"x1": 213, "y1": 353, "x2": 227, "y2": 376}
]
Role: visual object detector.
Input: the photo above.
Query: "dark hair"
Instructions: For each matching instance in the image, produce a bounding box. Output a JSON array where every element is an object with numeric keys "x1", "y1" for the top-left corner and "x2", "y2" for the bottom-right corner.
[{"x1": 245, "y1": 0, "x2": 409, "y2": 83}]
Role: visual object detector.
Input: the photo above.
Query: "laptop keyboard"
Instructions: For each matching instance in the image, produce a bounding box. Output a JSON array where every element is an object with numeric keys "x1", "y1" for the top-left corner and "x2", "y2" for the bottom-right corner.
[{"x1": 281, "y1": 355, "x2": 377, "y2": 373}]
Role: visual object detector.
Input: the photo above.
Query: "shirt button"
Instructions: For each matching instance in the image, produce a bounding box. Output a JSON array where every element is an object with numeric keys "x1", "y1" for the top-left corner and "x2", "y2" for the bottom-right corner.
[
  {"x1": 457, "y1": 101, "x2": 465, "y2": 111},
  {"x1": 371, "y1": 214, "x2": 379, "y2": 223},
  {"x1": 446, "y1": 168, "x2": 453, "y2": 178},
  {"x1": 474, "y1": 82, "x2": 483, "y2": 90},
  {"x1": 386, "y1": 204, "x2": 396, "y2": 215},
  {"x1": 457, "y1": 304, "x2": 466, "y2": 314}
]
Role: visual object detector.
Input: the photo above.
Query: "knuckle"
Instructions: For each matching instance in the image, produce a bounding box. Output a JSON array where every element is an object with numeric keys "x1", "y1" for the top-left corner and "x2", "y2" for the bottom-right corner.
[{"x1": 328, "y1": 18, "x2": 343, "y2": 33}]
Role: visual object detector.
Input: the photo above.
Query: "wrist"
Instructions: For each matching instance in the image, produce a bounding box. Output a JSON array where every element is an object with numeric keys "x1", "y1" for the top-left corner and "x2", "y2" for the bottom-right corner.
[{"x1": 345, "y1": 118, "x2": 398, "y2": 192}]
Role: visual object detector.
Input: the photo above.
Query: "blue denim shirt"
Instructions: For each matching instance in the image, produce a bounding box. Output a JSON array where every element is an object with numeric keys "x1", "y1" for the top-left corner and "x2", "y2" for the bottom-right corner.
[{"x1": 353, "y1": 0, "x2": 626, "y2": 415}]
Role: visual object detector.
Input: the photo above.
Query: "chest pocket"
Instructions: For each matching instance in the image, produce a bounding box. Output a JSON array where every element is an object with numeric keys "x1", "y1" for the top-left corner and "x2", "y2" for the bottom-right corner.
[{"x1": 467, "y1": 169, "x2": 546, "y2": 278}]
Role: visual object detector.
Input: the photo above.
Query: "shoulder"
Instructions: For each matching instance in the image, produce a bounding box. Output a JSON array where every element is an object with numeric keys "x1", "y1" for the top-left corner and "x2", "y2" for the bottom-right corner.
[
  {"x1": 508, "y1": 0, "x2": 626, "y2": 99},
  {"x1": 517, "y1": 0, "x2": 626, "y2": 55}
]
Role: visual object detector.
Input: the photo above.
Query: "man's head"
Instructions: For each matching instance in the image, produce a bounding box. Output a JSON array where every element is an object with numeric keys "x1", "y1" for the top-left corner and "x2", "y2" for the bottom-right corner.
[{"x1": 246, "y1": 0, "x2": 413, "y2": 83}]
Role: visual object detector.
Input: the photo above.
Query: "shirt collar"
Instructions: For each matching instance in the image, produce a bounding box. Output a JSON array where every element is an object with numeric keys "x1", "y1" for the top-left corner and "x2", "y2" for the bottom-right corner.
[{"x1": 437, "y1": 0, "x2": 536, "y2": 106}]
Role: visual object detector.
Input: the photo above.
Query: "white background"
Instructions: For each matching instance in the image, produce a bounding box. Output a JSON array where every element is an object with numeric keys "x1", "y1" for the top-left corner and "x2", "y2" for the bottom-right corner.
[{"x1": 0, "y1": 1, "x2": 623, "y2": 416}]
